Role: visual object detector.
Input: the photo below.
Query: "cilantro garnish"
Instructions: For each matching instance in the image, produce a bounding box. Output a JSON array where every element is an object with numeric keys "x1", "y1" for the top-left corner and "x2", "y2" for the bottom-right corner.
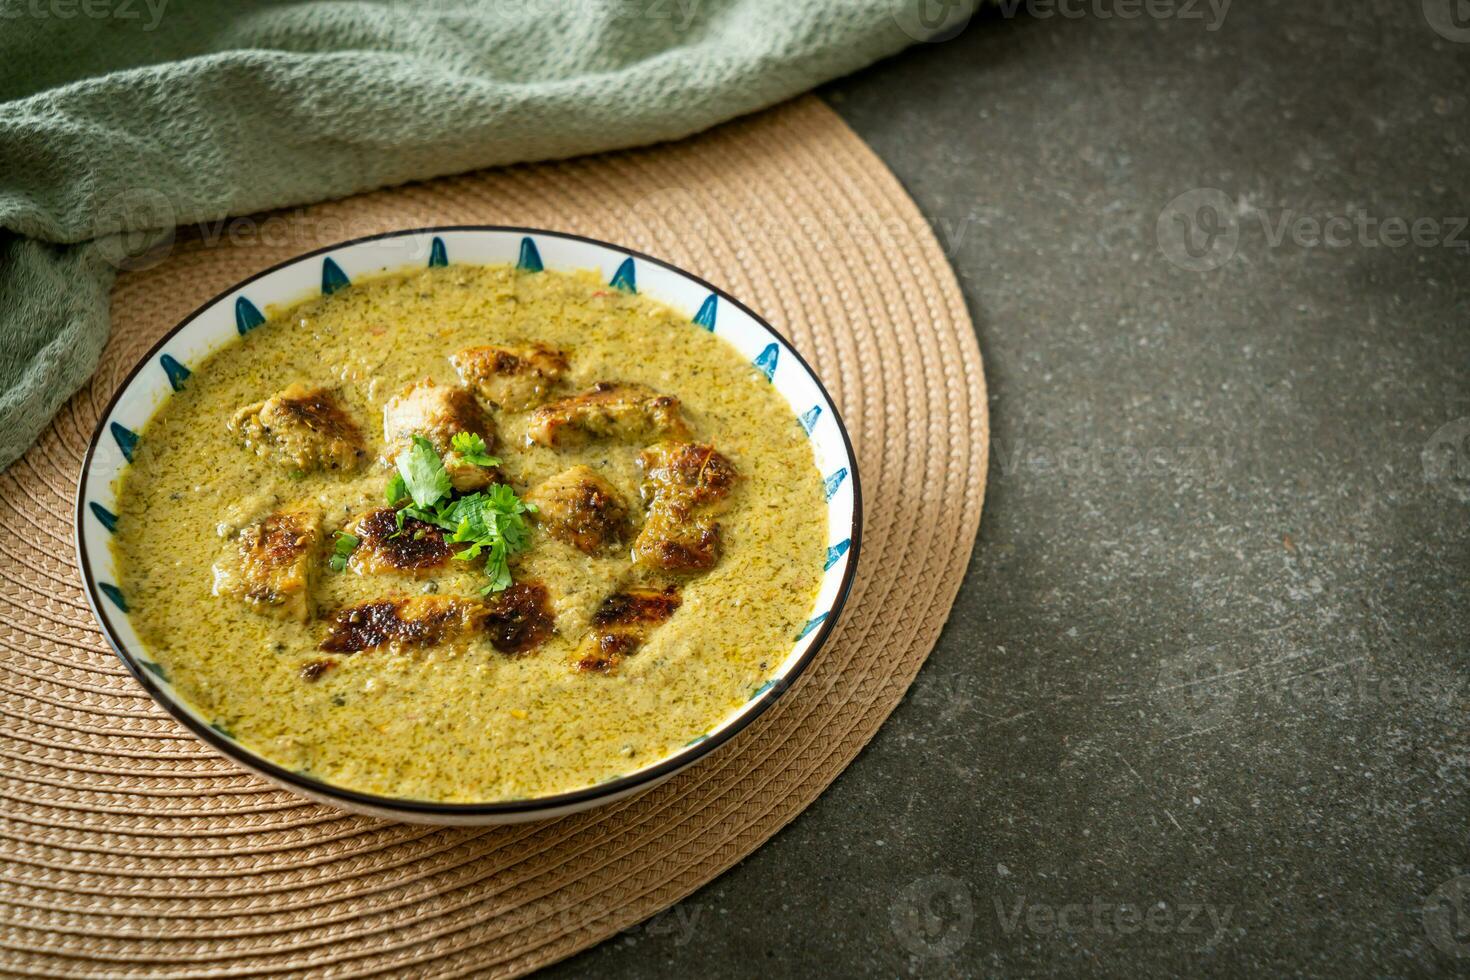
[
  {"x1": 450, "y1": 431, "x2": 502, "y2": 469},
  {"x1": 396, "y1": 435, "x2": 453, "y2": 509},
  {"x1": 327, "y1": 530, "x2": 359, "y2": 572},
  {"x1": 385, "y1": 472, "x2": 407, "y2": 506},
  {"x1": 439, "y1": 485, "x2": 537, "y2": 593},
  {"x1": 384, "y1": 438, "x2": 535, "y2": 593}
]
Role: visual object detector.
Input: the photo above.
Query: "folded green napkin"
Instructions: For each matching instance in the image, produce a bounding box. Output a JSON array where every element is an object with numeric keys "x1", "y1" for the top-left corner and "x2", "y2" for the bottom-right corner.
[{"x1": 0, "y1": 0, "x2": 968, "y2": 469}]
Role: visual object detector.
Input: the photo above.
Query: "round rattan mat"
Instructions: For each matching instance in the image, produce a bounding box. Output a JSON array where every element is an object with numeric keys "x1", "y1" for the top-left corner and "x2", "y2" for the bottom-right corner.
[{"x1": 0, "y1": 96, "x2": 987, "y2": 978}]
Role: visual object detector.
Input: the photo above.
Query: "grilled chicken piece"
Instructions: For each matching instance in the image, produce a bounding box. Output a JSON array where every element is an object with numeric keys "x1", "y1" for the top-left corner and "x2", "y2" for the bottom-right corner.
[
  {"x1": 636, "y1": 510, "x2": 721, "y2": 573},
  {"x1": 575, "y1": 586, "x2": 681, "y2": 673},
  {"x1": 212, "y1": 505, "x2": 322, "y2": 622},
  {"x1": 347, "y1": 507, "x2": 452, "y2": 576},
  {"x1": 638, "y1": 442, "x2": 738, "y2": 510},
  {"x1": 526, "y1": 466, "x2": 629, "y2": 554},
  {"x1": 230, "y1": 384, "x2": 365, "y2": 473},
  {"x1": 525, "y1": 382, "x2": 688, "y2": 448},
  {"x1": 382, "y1": 379, "x2": 498, "y2": 491},
  {"x1": 632, "y1": 443, "x2": 738, "y2": 573},
  {"x1": 483, "y1": 581, "x2": 556, "y2": 654},
  {"x1": 319, "y1": 588, "x2": 554, "y2": 655},
  {"x1": 319, "y1": 595, "x2": 485, "y2": 654},
  {"x1": 451, "y1": 343, "x2": 569, "y2": 410}
]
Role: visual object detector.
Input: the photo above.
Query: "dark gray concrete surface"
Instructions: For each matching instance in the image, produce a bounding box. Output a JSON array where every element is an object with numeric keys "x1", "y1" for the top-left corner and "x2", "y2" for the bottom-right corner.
[{"x1": 545, "y1": 2, "x2": 1469, "y2": 975}]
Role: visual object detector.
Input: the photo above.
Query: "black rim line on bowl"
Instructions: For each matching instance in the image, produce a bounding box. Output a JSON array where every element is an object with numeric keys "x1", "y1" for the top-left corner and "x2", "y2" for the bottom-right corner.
[{"x1": 74, "y1": 224, "x2": 864, "y2": 816}]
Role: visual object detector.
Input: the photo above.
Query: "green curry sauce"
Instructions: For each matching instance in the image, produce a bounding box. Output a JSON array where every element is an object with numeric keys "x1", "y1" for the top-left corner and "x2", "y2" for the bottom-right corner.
[{"x1": 113, "y1": 264, "x2": 826, "y2": 803}]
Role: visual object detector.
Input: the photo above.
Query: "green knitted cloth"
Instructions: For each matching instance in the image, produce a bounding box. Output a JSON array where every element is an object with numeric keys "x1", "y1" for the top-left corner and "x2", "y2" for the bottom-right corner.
[{"x1": 0, "y1": 0, "x2": 969, "y2": 468}]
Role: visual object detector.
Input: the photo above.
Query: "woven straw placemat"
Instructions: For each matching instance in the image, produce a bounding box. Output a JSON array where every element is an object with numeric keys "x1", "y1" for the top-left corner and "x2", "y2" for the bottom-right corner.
[{"x1": 0, "y1": 96, "x2": 987, "y2": 978}]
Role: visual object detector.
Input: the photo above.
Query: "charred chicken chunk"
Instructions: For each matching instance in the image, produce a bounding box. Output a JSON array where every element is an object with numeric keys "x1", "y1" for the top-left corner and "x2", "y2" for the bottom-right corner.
[
  {"x1": 347, "y1": 507, "x2": 452, "y2": 576},
  {"x1": 319, "y1": 595, "x2": 486, "y2": 654},
  {"x1": 638, "y1": 442, "x2": 738, "y2": 510},
  {"x1": 483, "y1": 581, "x2": 556, "y2": 654},
  {"x1": 230, "y1": 384, "x2": 365, "y2": 473},
  {"x1": 451, "y1": 342, "x2": 569, "y2": 410},
  {"x1": 632, "y1": 443, "x2": 738, "y2": 573},
  {"x1": 382, "y1": 379, "x2": 498, "y2": 491},
  {"x1": 526, "y1": 466, "x2": 629, "y2": 554},
  {"x1": 575, "y1": 586, "x2": 681, "y2": 673},
  {"x1": 525, "y1": 382, "x2": 689, "y2": 448},
  {"x1": 212, "y1": 505, "x2": 322, "y2": 622},
  {"x1": 635, "y1": 514, "x2": 721, "y2": 573}
]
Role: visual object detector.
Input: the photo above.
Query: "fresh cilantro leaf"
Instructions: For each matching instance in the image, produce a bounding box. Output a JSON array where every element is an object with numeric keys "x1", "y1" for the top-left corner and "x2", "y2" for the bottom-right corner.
[
  {"x1": 481, "y1": 540, "x2": 513, "y2": 594},
  {"x1": 396, "y1": 435, "x2": 452, "y2": 509},
  {"x1": 424, "y1": 484, "x2": 537, "y2": 592},
  {"x1": 437, "y1": 493, "x2": 484, "y2": 535},
  {"x1": 450, "y1": 431, "x2": 502, "y2": 468},
  {"x1": 379, "y1": 437, "x2": 534, "y2": 592},
  {"x1": 486, "y1": 482, "x2": 527, "y2": 512},
  {"x1": 385, "y1": 472, "x2": 407, "y2": 506},
  {"x1": 327, "y1": 530, "x2": 360, "y2": 572}
]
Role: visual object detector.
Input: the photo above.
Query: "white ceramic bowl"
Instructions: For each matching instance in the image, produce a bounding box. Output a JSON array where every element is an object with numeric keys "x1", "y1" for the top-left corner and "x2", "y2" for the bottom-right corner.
[{"x1": 76, "y1": 227, "x2": 861, "y2": 824}]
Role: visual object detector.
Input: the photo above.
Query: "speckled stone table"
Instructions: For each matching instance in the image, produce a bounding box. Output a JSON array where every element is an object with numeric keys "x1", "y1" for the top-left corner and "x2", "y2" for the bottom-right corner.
[{"x1": 545, "y1": 3, "x2": 1470, "y2": 976}]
